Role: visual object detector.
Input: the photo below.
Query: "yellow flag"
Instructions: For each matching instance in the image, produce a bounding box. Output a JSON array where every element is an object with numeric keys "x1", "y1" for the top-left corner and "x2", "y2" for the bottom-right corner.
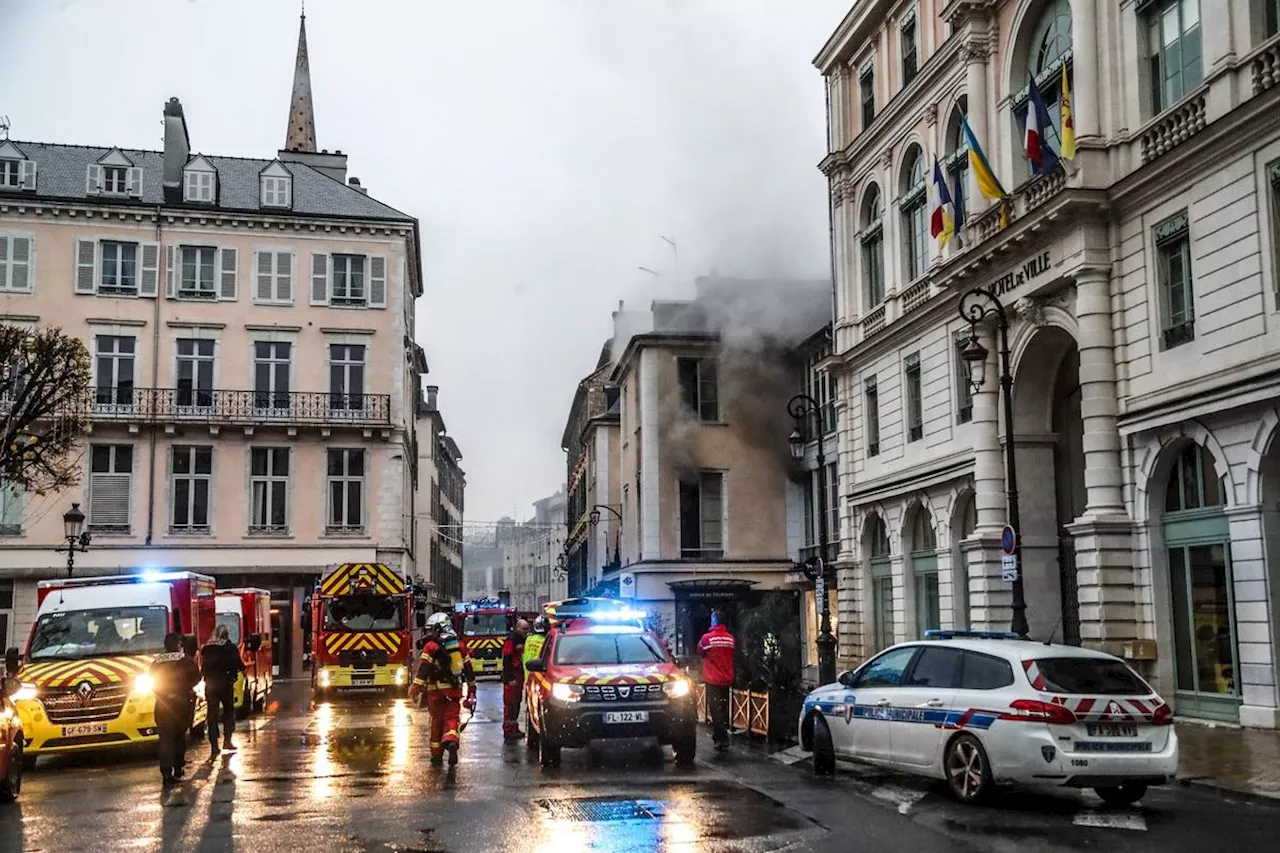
[{"x1": 1061, "y1": 65, "x2": 1076, "y2": 160}]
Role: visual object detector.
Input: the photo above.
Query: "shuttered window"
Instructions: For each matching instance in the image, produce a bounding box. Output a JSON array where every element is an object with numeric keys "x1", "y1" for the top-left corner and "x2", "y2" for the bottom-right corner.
[
  {"x1": 255, "y1": 251, "x2": 294, "y2": 304},
  {"x1": 678, "y1": 471, "x2": 724, "y2": 558},
  {"x1": 326, "y1": 448, "x2": 365, "y2": 533},
  {"x1": 250, "y1": 447, "x2": 290, "y2": 534},
  {"x1": 88, "y1": 444, "x2": 133, "y2": 533},
  {"x1": 100, "y1": 241, "x2": 138, "y2": 295},
  {"x1": 179, "y1": 246, "x2": 217, "y2": 299},
  {"x1": 311, "y1": 253, "x2": 387, "y2": 309},
  {"x1": 261, "y1": 176, "x2": 291, "y2": 208},
  {"x1": 0, "y1": 233, "x2": 32, "y2": 293},
  {"x1": 0, "y1": 160, "x2": 18, "y2": 188},
  {"x1": 332, "y1": 255, "x2": 367, "y2": 306},
  {"x1": 0, "y1": 480, "x2": 23, "y2": 537},
  {"x1": 170, "y1": 446, "x2": 213, "y2": 534},
  {"x1": 184, "y1": 169, "x2": 215, "y2": 203}
]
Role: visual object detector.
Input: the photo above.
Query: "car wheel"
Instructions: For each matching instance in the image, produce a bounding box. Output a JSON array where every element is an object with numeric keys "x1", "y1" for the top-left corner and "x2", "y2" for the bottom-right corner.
[
  {"x1": 944, "y1": 733, "x2": 992, "y2": 803},
  {"x1": 1094, "y1": 783, "x2": 1148, "y2": 807},
  {"x1": 0, "y1": 739, "x2": 22, "y2": 802},
  {"x1": 525, "y1": 720, "x2": 540, "y2": 751},
  {"x1": 19, "y1": 751, "x2": 36, "y2": 773},
  {"x1": 812, "y1": 716, "x2": 836, "y2": 776},
  {"x1": 672, "y1": 730, "x2": 697, "y2": 767},
  {"x1": 539, "y1": 738, "x2": 562, "y2": 768}
]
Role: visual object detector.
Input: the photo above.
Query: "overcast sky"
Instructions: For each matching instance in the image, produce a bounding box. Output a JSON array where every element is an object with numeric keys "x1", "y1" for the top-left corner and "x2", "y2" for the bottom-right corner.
[{"x1": 0, "y1": 0, "x2": 847, "y2": 523}]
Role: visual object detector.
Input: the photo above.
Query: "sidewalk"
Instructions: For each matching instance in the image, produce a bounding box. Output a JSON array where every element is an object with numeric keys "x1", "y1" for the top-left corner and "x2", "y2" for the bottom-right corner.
[{"x1": 1176, "y1": 721, "x2": 1280, "y2": 800}]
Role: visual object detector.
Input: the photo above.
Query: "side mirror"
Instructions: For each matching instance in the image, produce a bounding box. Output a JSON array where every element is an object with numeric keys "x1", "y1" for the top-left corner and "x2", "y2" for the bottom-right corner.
[
  {"x1": 415, "y1": 611, "x2": 426, "y2": 630},
  {"x1": 525, "y1": 659, "x2": 545, "y2": 673},
  {"x1": 247, "y1": 634, "x2": 263, "y2": 653},
  {"x1": 837, "y1": 670, "x2": 857, "y2": 688},
  {"x1": 4, "y1": 646, "x2": 19, "y2": 674}
]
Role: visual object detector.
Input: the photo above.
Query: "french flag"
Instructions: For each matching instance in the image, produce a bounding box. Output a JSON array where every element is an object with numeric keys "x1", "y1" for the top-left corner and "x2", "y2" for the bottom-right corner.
[{"x1": 1025, "y1": 74, "x2": 1060, "y2": 176}]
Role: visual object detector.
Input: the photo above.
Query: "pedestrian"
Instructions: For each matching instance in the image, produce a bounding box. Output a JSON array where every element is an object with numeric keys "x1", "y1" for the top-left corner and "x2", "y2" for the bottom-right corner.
[
  {"x1": 179, "y1": 634, "x2": 199, "y2": 768},
  {"x1": 200, "y1": 623, "x2": 245, "y2": 757},
  {"x1": 416, "y1": 612, "x2": 476, "y2": 766},
  {"x1": 150, "y1": 631, "x2": 201, "y2": 785},
  {"x1": 501, "y1": 618, "x2": 529, "y2": 741},
  {"x1": 697, "y1": 610, "x2": 736, "y2": 751},
  {"x1": 522, "y1": 615, "x2": 549, "y2": 673}
]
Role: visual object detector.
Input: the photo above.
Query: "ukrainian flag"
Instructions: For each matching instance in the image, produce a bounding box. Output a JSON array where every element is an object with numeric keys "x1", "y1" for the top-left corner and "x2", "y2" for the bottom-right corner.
[{"x1": 961, "y1": 117, "x2": 1006, "y2": 201}]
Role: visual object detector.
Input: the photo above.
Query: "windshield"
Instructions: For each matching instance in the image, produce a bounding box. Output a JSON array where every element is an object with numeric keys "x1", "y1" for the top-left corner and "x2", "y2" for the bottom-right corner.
[
  {"x1": 216, "y1": 612, "x2": 243, "y2": 646},
  {"x1": 554, "y1": 634, "x2": 668, "y2": 666},
  {"x1": 322, "y1": 595, "x2": 404, "y2": 632},
  {"x1": 463, "y1": 613, "x2": 511, "y2": 636},
  {"x1": 29, "y1": 606, "x2": 170, "y2": 660},
  {"x1": 1033, "y1": 658, "x2": 1152, "y2": 695}
]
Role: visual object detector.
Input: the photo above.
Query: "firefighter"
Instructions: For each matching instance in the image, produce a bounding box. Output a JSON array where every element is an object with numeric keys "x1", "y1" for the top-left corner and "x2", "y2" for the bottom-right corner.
[
  {"x1": 412, "y1": 612, "x2": 476, "y2": 766},
  {"x1": 150, "y1": 631, "x2": 201, "y2": 785},
  {"x1": 522, "y1": 615, "x2": 549, "y2": 673},
  {"x1": 501, "y1": 618, "x2": 529, "y2": 740}
]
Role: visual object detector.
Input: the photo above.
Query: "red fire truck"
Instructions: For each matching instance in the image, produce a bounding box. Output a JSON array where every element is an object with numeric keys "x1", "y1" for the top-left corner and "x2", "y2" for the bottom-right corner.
[
  {"x1": 308, "y1": 563, "x2": 413, "y2": 696},
  {"x1": 452, "y1": 599, "x2": 518, "y2": 678},
  {"x1": 215, "y1": 588, "x2": 273, "y2": 716},
  {"x1": 8, "y1": 571, "x2": 216, "y2": 766}
]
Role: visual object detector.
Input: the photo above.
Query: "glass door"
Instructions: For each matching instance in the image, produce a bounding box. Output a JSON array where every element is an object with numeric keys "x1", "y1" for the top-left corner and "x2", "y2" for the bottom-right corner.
[{"x1": 1168, "y1": 541, "x2": 1240, "y2": 722}]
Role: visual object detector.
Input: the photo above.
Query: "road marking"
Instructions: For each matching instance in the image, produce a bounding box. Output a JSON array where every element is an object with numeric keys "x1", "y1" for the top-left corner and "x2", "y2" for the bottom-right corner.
[
  {"x1": 770, "y1": 745, "x2": 809, "y2": 765},
  {"x1": 1072, "y1": 810, "x2": 1148, "y2": 831},
  {"x1": 870, "y1": 784, "x2": 929, "y2": 815}
]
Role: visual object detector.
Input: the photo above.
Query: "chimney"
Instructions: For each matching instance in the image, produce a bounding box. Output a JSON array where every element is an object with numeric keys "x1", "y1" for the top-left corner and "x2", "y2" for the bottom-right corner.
[
  {"x1": 425, "y1": 385, "x2": 439, "y2": 410},
  {"x1": 162, "y1": 98, "x2": 190, "y2": 203},
  {"x1": 348, "y1": 176, "x2": 367, "y2": 195}
]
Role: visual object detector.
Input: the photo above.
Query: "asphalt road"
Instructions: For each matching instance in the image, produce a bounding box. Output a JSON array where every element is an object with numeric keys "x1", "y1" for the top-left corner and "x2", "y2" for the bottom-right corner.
[{"x1": 0, "y1": 681, "x2": 1275, "y2": 852}]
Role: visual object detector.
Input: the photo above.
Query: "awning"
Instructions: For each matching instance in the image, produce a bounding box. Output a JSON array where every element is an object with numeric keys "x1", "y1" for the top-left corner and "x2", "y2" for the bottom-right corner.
[{"x1": 666, "y1": 579, "x2": 757, "y2": 600}]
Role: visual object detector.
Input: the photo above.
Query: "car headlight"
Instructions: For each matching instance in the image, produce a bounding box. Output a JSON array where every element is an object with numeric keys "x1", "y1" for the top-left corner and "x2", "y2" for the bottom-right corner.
[
  {"x1": 550, "y1": 682, "x2": 583, "y2": 703},
  {"x1": 12, "y1": 682, "x2": 38, "y2": 702},
  {"x1": 132, "y1": 673, "x2": 156, "y2": 696},
  {"x1": 663, "y1": 677, "x2": 691, "y2": 699}
]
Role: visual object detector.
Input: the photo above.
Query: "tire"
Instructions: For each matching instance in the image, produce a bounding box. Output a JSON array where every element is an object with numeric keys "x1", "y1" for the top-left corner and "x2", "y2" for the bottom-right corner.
[
  {"x1": 539, "y1": 738, "x2": 562, "y2": 768},
  {"x1": 526, "y1": 722, "x2": 540, "y2": 751},
  {"x1": 672, "y1": 729, "x2": 697, "y2": 767},
  {"x1": 1094, "y1": 783, "x2": 1148, "y2": 807},
  {"x1": 812, "y1": 716, "x2": 836, "y2": 776},
  {"x1": 0, "y1": 740, "x2": 22, "y2": 802},
  {"x1": 19, "y1": 751, "x2": 36, "y2": 773},
  {"x1": 944, "y1": 733, "x2": 992, "y2": 804}
]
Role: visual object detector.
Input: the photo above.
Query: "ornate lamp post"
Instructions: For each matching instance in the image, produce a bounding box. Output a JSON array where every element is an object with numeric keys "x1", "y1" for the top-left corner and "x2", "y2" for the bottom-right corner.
[
  {"x1": 588, "y1": 505, "x2": 623, "y2": 573},
  {"x1": 787, "y1": 393, "x2": 836, "y2": 687},
  {"x1": 59, "y1": 502, "x2": 91, "y2": 578},
  {"x1": 957, "y1": 287, "x2": 1029, "y2": 638}
]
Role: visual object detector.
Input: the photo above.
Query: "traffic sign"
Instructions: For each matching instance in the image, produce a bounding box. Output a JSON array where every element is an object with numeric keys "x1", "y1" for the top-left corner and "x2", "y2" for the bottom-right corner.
[
  {"x1": 815, "y1": 574, "x2": 827, "y2": 611},
  {"x1": 1000, "y1": 525, "x2": 1017, "y2": 556},
  {"x1": 1001, "y1": 554, "x2": 1019, "y2": 582}
]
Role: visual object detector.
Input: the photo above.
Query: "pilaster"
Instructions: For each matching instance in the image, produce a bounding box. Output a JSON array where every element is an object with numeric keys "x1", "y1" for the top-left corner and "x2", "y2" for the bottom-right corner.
[
  {"x1": 963, "y1": 534, "x2": 1011, "y2": 632},
  {"x1": 836, "y1": 559, "x2": 864, "y2": 670},
  {"x1": 1066, "y1": 516, "x2": 1138, "y2": 655}
]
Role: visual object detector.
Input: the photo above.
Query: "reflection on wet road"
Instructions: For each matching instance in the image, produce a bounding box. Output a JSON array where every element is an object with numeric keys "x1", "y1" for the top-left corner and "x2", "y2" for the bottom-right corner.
[{"x1": 3, "y1": 681, "x2": 1279, "y2": 853}]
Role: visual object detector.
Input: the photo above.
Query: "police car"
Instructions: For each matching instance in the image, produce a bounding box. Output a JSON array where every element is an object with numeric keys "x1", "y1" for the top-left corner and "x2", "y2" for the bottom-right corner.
[
  {"x1": 524, "y1": 599, "x2": 697, "y2": 767},
  {"x1": 798, "y1": 631, "x2": 1178, "y2": 806}
]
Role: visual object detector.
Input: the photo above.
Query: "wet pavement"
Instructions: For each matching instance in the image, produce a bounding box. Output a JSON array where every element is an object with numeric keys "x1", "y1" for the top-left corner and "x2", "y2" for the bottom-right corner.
[
  {"x1": 1175, "y1": 721, "x2": 1280, "y2": 799},
  {"x1": 0, "y1": 680, "x2": 1276, "y2": 852}
]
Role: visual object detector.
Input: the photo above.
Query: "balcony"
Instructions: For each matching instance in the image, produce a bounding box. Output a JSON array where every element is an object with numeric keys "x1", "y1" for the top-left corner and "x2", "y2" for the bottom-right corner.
[{"x1": 67, "y1": 389, "x2": 392, "y2": 427}]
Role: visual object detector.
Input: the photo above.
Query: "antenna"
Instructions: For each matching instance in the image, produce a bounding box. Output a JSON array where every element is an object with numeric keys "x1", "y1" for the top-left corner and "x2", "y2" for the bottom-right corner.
[
  {"x1": 637, "y1": 266, "x2": 660, "y2": 277},
  {"x1": 1044, "y1": 615, "x2": 1063, "y2": 646},
  {"x1": 0, "y1": 117, "x2": 10, "y2": 141}
]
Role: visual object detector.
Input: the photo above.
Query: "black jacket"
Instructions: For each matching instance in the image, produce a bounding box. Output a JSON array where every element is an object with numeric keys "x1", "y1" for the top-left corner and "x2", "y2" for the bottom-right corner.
[
  {"x1": 200, "y1": 639, "x2": 245, "y2": 690},
  {"x1": 150, "y1": 651, "x2": 201, "y2": 716}
]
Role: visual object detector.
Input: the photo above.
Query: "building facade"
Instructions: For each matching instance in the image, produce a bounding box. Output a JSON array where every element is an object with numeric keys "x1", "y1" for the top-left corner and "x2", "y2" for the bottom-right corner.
[
  {"x1": 0, "y1": 15, "x2": 455, "y2": 676},
  {"x1": 817, "y1": 0, "x2": 1280, "y2": 727},
  {"x1": 415, "y1": 384, "x2": 466, "y2": 609},
  {"x1": 563, "y1": 345, "x2": 622, "y2": 598},
  {"x1": 501, "y1": 491, "x2": 567, "y2": 612}
]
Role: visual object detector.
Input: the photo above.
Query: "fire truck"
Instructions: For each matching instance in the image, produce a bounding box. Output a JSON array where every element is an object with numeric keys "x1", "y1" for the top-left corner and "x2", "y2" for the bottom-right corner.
[
  {"x1": 452, "y1": 599, "x2": 518, "y2": 678},
  {"x1": 7, "y1": 571, "x2": 216, "y2": 766},
  {"x1": 308, "y1": 563, "x2": 414, "y2": 696}
]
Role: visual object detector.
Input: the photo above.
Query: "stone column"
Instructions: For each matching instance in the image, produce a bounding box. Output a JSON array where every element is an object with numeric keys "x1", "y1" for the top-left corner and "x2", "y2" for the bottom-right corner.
[
  {"x1": 836, "y1": 559, "x2": 863, "y2": 670},
  {"x1": 961, "y1": 37, "x2": 991, "y2": 211},
  {"x1": 965, "y1": 322, "x2": 1010, "y2": 631},
  {"x1": 1068, "y1": 0, "x2": 1099, "y2": 141},
  {"x1": 1225, "y1": 504, "x2": 1280, "y2": 729},
  {"x1": 1075, "y1": 269, "x2": 1126, "y2": 516}
]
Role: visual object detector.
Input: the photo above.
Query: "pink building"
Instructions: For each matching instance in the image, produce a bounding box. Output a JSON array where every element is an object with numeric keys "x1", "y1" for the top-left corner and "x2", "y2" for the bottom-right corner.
[{"x1": 0, "y1": 15, "x2": 457, "y2": 676}]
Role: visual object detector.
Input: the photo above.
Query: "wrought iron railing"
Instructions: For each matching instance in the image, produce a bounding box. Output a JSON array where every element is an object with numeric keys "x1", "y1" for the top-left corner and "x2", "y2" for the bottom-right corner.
[{"x1": 60, "y1": 388, "x2": 393, "y2": 426}]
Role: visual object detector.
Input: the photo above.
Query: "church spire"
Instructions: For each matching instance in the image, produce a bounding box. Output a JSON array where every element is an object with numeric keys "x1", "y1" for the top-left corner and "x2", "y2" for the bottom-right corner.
[{"x1": 284, "y1": 6, "x2": 317, "y2": 152}]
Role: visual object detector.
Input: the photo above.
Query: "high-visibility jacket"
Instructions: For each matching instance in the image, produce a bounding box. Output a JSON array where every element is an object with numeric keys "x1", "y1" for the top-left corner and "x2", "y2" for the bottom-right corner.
[
  {"x1": 522, "y1": 633, "x2": 546, "y2": 673},
  {"x1": 697, "y1": 624, "x2": 736, "y2": 687}
]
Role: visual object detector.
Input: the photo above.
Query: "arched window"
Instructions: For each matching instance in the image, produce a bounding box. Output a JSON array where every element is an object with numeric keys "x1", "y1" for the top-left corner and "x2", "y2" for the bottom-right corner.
[
  {"x1": 860, "y1": 185, "x2": 885, "y2": 307},
  {"x1": 899, "y1": 147, "x2": 928, "y2": 280},
  {"x1": 943, "y1": 97, "x2": 970, "y2": 231},
  {"x1": 1164, "y1": 441, "x2": 1224, "y2": 512},
  {"x1": 867, "y1": 514, "x2": 894, "y2": 649},
  {"x1": 1014, "y1": 0, "x2": 1072, "y2": 177},
  {"x1": 908, "y1": 507, "x2": 939, "y2": 636}
]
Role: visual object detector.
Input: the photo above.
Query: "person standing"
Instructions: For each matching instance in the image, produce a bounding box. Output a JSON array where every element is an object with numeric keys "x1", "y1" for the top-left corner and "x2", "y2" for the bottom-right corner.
[
  {"x1": 200, "y1": 624, "x2": 245, "y2": 757},
  {"x1": 697, "y1": 610, "x2": 736, "y2": 751},
  {"x1": 416, "y1": 612, "x2": 476, "y2": 765},
  {"x1": 179, "y1": 634, "x2": 199, "y2": 770},
  {"x1": 522, "y1": 615, "x2": 549, "y2": 673},
  {"x1": 501, "y1": 618, "x2": 529, "y2": 741},
  {"x1": 150, "y1": 632, "x2": 201, "y2": 785}
]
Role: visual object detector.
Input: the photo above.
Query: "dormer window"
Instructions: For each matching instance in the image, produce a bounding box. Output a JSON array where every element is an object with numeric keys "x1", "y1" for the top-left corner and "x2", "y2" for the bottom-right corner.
[
  {"x1": 259, "y1": 161, "x2": 293, "y2": 209},
  {"x1": 0, "y1": 160, "x2": 18, "y2": 189},
  {"x1": 0, "y1": 142, "x2": 36, "y2": 191},
  {"x1": 103, "y1": 166, "x2": 128, "y2": 194},
  {"x1": 183, "y1": 155, "x2": 217, "y2": 204},
  {"x1": 87, "y1": 149, "x2": 141, "y2": 198}
]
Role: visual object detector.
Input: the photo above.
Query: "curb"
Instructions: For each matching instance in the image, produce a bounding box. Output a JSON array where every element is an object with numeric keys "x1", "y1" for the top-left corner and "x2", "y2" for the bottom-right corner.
[{"x1": 1179, "y1": 776, "x2": 1280, "y2": 806}]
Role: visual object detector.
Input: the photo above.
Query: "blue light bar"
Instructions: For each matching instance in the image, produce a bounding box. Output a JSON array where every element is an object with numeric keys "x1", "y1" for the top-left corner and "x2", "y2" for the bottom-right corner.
[{"x1": 924, "y1": 630, "x2": 1020, "y2": 641}]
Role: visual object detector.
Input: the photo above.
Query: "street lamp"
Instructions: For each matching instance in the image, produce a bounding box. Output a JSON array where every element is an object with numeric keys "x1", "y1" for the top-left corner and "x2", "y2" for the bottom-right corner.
[
  {"x1": 588, "y1": 504, "x2": 623, "y2": 574},
  {"x1": 59, "y1": 502, "x2": 91, "y2": 578},
  {"x1": 957, "y1": 288, "x2": 1029, "y2": 638},
  {"x1": 787, "y1": 393, "x2": 836, "y2": 687}
]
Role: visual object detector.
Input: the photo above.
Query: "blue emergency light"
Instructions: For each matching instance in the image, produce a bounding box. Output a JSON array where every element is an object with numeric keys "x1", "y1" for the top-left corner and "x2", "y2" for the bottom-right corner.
[{"x1": 924, "y1": 630, "x2": 1021, "y2": 641}]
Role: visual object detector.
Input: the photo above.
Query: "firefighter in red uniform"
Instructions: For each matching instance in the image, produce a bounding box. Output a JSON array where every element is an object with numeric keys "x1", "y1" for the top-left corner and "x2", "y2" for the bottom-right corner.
[
  {"x1": 697, "y1": 610, "x2": 736, "y2": 751},
  {"x1": 501, "y1": 618, "x2": 529, "y2": 740},
  {"x1": 411, "y1": 612, "x2": 476, "y2": 765}
]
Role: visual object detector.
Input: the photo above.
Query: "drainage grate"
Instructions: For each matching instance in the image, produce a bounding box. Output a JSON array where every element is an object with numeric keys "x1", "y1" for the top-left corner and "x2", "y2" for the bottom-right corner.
[{"x1": 537, "y1": 798, "x2": 667, "y2": 823}]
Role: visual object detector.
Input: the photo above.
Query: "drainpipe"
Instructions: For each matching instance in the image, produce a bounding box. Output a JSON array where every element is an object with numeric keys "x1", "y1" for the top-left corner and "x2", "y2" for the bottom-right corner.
[{"x1": 145, "y1": 206, "x2": 162, "y2": 546}]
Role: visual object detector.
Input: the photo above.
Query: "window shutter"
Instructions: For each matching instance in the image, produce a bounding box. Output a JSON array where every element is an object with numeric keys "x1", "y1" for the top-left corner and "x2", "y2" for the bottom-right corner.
[
  {"x1": 369, "y1": 255, "x2": 387, "y2": 308},
  {"x1": 310, "y1": 253, "x2": 329, "y2": 305},
  {"x1": 139, "y1": 242, "x2": 160, "y2": 298},
  {"x1": 9, "y1": 236, "x2": 31, "y2": 293},
  {"x1": 277, "y1": 251, "x2": 294, "y2": 302},
  {"x1": 88, "y1": 472, "x2": 131, "y2": 529},
  {"x1": 75, "y1": 238, "x2": 97, "y2": 294},
  {"x1": 86, "y1": 164, "x2": 103, "y2": 195},
  {"x1": 126, "y1": 166, "x2": 143, "y2": 197},
  {"x1": 255, "y1": 251, "x2": 273, "y2": 302},
  {"x1": 218, "y1": 247, "x2": 238, "y2": 300},
  {"x1": 18, "y1": 160, "x2": 36, "y2": 190},
  {"x1": 184, "y1": 171, "x2": 196, "y2": 201},
  {"x1": 0, "y1": 483, "x2": 22, "y2": 533},
  {"x1": 165, "y1": 245, "x2": 176, "y2": 298}
]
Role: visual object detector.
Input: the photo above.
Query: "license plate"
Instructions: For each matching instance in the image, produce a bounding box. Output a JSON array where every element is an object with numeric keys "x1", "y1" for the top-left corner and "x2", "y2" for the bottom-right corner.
[
  {"x1": 604, "y1": 711, "x2": 649, "y2": 724},
  {"x1": 351, "y1": 676, "x2": 374, "y2": 686},
  {"x1": 62, "y1": 723, "x2": 108, "y2": 737},
  {"x1": 1086, "y1": 723, "x2": 1138, "y2": 737}
]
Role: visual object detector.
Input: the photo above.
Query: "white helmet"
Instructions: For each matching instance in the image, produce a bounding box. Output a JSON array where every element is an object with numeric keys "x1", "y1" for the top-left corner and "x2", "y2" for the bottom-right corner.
[{"x1": 425, "y1": 612, "x2": 453, "y2": 636}]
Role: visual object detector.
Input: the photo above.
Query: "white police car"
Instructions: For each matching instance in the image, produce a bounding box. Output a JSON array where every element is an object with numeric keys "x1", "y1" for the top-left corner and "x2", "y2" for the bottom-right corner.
[{"x1": 798, "y1": 631, "x2": 1178, "y2": 806}]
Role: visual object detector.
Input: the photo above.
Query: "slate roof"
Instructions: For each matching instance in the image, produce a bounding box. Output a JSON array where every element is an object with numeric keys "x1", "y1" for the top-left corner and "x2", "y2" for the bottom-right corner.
[{"x1": 0, "y1": 140, "x2": 413, "y2": 222}]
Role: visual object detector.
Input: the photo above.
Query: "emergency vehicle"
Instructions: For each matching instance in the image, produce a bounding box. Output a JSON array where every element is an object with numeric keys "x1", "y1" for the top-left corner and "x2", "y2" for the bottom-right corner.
[
  {"x1": 452, "y1": 599, "x2": 517, "y2": 677},
  {"x1": 215, "y1": 588, "x2": 273, "y2": 716},
  {"x1": 8, "y1": 571, "x2": 216, "y2": 766},
  {"x1": 309, "y1": 563, "x2": 413, "y2": 695},
  {"x1": 524, "y1": 598, "x2": 697, "y2": 767}
]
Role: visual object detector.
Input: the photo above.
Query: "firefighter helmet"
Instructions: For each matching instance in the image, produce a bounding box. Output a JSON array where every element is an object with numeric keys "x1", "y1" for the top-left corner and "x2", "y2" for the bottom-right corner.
[
  {"x1": 532, "y1": 615, "x2": 550, "y2": 634},
  {"x1": 425, "y1": 612, "x2": 453, "y2": 636}
]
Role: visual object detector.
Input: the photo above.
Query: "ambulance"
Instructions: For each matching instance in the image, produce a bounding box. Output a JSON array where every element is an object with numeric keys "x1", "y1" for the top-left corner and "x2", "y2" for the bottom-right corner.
[
  {"x1": 8, "y1": 572, "x2": 216, "y2": 766},
  {"x1": 215, "y1": 588, "x2": 273, "y2": 716},
  {"x1": 308, "y1": 563, "x2": 413, "y2": 695}
]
